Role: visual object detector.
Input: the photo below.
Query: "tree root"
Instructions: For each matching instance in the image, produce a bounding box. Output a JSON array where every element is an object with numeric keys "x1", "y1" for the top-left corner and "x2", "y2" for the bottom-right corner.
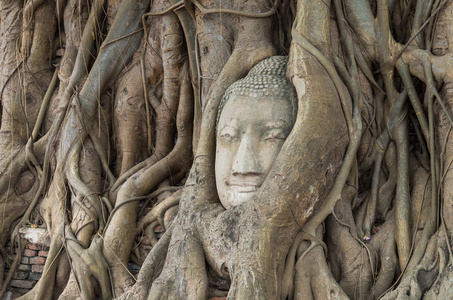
[
  {"x1": 116, "y1": 226, "x2": 173, "y2": 300},
  {"x1": 61, "y1": 229, "x2": 113, "y2": 300},
  {"x1": 137, "y1": 189, "x2": 182, "y2": 233},
  {"x1": 102, "y1": 60, "x2": 193, "y2": 294},
  {"x1": 294, "y1": 246, "x2": 349, "y2": 300},
  {"x1": 381, "y1": 232, "x2": 442, "y2": 300}
]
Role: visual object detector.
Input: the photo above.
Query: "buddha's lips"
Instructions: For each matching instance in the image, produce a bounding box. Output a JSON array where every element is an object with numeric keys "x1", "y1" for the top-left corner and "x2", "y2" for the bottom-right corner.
[{"x1": 225, "y1": 180, "x2": 261, "y2": 192}]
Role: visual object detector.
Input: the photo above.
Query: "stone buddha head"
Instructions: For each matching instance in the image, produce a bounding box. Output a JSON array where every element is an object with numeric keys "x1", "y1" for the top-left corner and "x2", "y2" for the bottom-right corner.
[{"x1": 215, "y1": 56, "x2": 297, "y2": 209}]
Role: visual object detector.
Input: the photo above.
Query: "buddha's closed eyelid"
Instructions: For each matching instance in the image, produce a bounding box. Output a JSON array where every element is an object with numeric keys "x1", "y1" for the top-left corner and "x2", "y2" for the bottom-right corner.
[
  {"x1": 262, "y1": 128, "x2": 287, "y2": 140},
  {"x1": 264, "y1": 119, "x2": 289, "y2": 128},
  {"x1": 219, "y1": 126, "x2": 238, "y2": 141}
]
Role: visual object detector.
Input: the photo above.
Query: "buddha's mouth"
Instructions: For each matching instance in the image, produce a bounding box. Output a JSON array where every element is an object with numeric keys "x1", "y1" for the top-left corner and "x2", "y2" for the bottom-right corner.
[{"x1": 225, "y1": 180, "x2": 261, "y2": 193}]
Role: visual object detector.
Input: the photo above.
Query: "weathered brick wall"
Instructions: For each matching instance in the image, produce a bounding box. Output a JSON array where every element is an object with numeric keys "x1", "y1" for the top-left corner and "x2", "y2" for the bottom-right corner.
[{"x1": 3, "y1": 244, "x2": 48, "y2": 300}]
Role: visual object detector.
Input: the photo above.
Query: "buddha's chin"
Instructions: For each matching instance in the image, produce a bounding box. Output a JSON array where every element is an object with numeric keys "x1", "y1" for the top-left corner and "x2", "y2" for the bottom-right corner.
[{"x1": 221, "y1": 189, "x2": 256, "y2": 209}]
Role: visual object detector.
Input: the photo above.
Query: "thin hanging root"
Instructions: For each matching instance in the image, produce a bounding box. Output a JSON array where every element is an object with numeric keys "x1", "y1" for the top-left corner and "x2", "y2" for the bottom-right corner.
[
  {"x1": 88, "y1": 132, "x2": 116, "y2": 187},
  {"x1": 410, "y1": 114, "x2": 430, "y2": 170},
  {"x1": 137, "y1": 189, "x2": 182, "y2": 233},
  {"x1": 396, "y1": 60, "x2": 429, "y2": 143},
  {"x1": 101, "y1": 196, "x2": 113, "y2": 214},
  {"x1": 363, "y1": 151, "x2": 385, "y2": 240},
  {"x1": 424, "y1": 59, "x2": 453, "y2": 128},
  {"x1": 143, "y1": 2, "x2": 184, "y2": 18},
  {"x1": 353, "y1": 44, "x2": 385, "y2": 95},
  {"x1": 25, "y1": 139, "x2": 43, "y2": 177},
  {"x1": 32, "y1": 67, "x2": 59, "y2": 141},
  {"x1": 140, "y1": 58, "x2": 153, "y2": 157}
]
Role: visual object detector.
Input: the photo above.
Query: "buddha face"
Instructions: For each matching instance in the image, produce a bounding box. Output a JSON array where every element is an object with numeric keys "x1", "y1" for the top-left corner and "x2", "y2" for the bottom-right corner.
[{"x1": 215, "y1": 94, "x2": 295, "y2": 209}]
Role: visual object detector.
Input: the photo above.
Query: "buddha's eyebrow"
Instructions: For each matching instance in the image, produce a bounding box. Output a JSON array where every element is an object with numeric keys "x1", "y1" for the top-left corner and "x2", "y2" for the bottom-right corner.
[{"x1": 219, "y1": 124, "x2": 238, "y2": 131}]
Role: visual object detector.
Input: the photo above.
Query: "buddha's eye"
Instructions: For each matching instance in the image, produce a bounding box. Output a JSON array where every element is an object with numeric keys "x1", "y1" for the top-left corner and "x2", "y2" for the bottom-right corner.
[
  {"x1": 263, "y1": 129, "x2": 286, "y2": 141},
  {"x1": 219, "y1": 127, "x2": 238, "y2": 142},
  {"x1": 222, "y1": 133, "x2": 234, "y2": 140}
]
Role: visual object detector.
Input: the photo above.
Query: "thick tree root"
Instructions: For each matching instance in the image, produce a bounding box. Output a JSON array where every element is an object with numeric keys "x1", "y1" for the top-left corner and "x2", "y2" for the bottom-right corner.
[
  {"x1": 294, "y1": 246, "x2": 349, "y2": 300},
  {"x1": 381, "y1": 232, "x2": 443, "y2": 300},
  {"x1": 60, "y1": 230, "x2": 113, "y2": 300},
  {"x1": 116, "y1": 226, "x2": 173, "y2": 300}
]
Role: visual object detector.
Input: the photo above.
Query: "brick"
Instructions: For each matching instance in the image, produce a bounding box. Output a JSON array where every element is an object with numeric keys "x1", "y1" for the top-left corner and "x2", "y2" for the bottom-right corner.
[
  {"x1": 31, "y1": 264, "x2": 44, "y2": 273},
  {"x1": 30, "y1": 256, "x2": 46, "y2": 265},
  {"x1": 21, "y1": 257, "x2": 30, "y2": 264},
  {"x1": 23, "y1": 249, "x2": 37, "y2": 257},
  {"x1": 29, "y1": 272, "x2": 42, "y2": 281},
  {"x1": 18, "y1": 264, "x2": 31, "y2": 271},
  {"x1": 27, "y1": 244, "x2": 41, "y2": 251},
  {"x1": 13, "y1": 271, "x2": 29, "y2": 280},
  {"x1": 11, "y1": 279, "x2": 35, "y2": 289},
  {"x1": 38, "y1": 250, "x2": 48, "y2": 257}
]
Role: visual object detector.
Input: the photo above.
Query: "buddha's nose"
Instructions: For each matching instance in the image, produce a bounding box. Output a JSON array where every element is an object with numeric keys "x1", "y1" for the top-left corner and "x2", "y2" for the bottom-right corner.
[{"x1": 231, "y1": 135, "x2": 263, "y2": 175}]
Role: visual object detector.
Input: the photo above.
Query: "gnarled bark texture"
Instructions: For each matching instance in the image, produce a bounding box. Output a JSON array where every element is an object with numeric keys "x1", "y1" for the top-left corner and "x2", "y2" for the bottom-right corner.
[{"x1": 0, "y1": 0, "x2": 453, "y2": 299}]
